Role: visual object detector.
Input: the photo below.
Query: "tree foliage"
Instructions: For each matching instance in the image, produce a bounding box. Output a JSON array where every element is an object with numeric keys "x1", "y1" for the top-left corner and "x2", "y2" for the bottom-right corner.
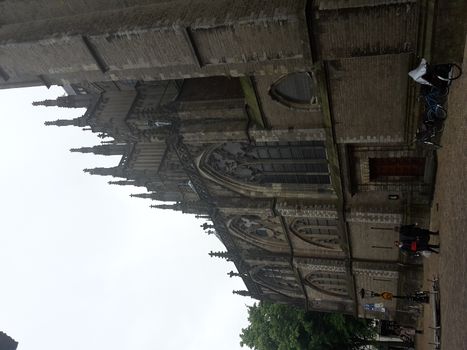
[{"x1": 240, "y1": 302, "x2": 375, "y2": 350}]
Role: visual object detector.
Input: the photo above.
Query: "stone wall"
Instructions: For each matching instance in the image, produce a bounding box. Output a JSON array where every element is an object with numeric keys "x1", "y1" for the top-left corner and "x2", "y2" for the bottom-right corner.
[
  {"x1": 0, "y1": 0, "x2": 311, "y2": 88},
  {"x1": 326, "y1": 54, "x2": 411, "y2": 143},
  {"x1": 253, "y1": 74, "x2": 324, "y2": 129}
]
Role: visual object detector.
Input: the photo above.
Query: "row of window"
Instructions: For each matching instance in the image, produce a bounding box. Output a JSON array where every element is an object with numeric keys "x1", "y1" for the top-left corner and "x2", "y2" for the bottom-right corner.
[
  {"x1": 205, "y1": 141, "x2": 330, "y2": 187},
  {"x1": 229, "y1": 215, "x2": 341, "y2": 251},
  {"x1": 255, "y1": 267, "x2": 348, "y2": 298}
]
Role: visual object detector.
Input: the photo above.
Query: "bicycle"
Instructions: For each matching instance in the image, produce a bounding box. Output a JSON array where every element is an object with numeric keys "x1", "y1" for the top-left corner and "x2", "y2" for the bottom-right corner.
[
  {"x1": 410, "y1": 59, "x2": 462, "y2": 89},
  {"x1": 422, "y1": 91, "x2": 447, "y2": 121},
  {"x1": 430, "y1": 62, "x2": 462, "y2": 88},
  {"x1": 414, "y1": 123, "x2": 442, "y2": 149},
  {"x1": 420, "y1": 84, "x2": 449, "y2": 101}
]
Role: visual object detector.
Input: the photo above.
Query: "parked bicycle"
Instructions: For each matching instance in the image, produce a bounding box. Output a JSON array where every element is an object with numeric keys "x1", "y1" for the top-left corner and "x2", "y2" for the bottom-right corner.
[
  {"x1": 409, "y1": 59, "x2": 462, "y2": 89},
  {"x1": 420, "y1": 86, "x2": 447, "y2": 122},
  {"x1": 429, "y1": 62, "x2": 462, "y2": 88},
  {"x1": 409, "y1": 59, "x2": 462, "y2": 148},
  {"x1": 414, "y1": 123, "x2": 442, "y2": 149}
]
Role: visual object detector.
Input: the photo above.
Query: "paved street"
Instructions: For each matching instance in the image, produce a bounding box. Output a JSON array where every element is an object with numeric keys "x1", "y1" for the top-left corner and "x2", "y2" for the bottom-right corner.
[{"x1": 418, "y1": 36, "x2": 467, "y2": 350}]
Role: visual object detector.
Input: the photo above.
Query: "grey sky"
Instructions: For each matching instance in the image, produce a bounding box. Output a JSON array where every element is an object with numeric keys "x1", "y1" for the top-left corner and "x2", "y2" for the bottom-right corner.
[{"x1": 0, "y1": 86, "x2": 252, "y2": 350}]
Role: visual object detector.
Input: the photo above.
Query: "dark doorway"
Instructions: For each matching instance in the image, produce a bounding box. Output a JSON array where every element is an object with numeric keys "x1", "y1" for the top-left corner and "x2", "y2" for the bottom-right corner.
[
  {"x1": 369, "y1": 157, "x2": 425, "y2": 180},
  {"x1": 177, "y1": 76, "x2": 243, "y2": 101}
]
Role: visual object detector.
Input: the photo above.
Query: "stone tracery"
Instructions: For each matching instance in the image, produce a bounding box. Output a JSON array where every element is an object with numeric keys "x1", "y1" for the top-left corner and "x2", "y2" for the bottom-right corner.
[
  {"x1": 202, "y1": 141, "x2": 330, "y2": 191},
  {"x1": 251, "y1": 265, "x2": 302, "y2": 297},
  {"x1": 289, "y1": 217, "x2": 341, "y2": 250},
  {"x1": 304, "y1": 271, "x2": 349, "y2": 298},
  {"x1": 228, "y1": 215, "x2": 287, "y2": 251}
]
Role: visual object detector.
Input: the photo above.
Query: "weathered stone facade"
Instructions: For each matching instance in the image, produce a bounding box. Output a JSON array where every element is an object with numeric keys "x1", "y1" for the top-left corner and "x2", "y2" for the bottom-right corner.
[{"x1": 1, "y1": 0, "x2": 434, "y2": 322}]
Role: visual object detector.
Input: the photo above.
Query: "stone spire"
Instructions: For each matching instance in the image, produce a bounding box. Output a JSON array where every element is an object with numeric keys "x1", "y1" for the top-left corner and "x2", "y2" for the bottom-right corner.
[
  {"x1": 232, "y1": 290, "x2": 251, "y2": 297},
  {"x1": 0, "y1": 331, "x2": 18, "y2": 350},
  {"x1": 227, "y1": 271, "x2": 244, "y2": 278},
  {"x1": 33, "y1": 99, "x2": 60, "y2": 107},
  {"x1": 70, "y1": 144, "x2": 127, "y2": 156},
  {"x1": 150, "y1": 202, "x2": 182, "y2": 211},
  {"x1": 33, "y1": 95, "x2": 92, "y2": 108},
  {"x1": 108, "y1": 180, "x2": 136, "y2": 186},
  {"x1": 130, "y1": 193, "x2": 155, "y2": 199},
  {"x1": 44, "y1": 116, "x2": 87, "y2": 127},
  {"x1": 83, "y1": 166, "x2": 121, "y2": 176},
  {"x1": 201, "y1": 223, "x2": 215, "y2": 230},
  {"x1": 195, "y1": 214, "x2": 211, "y2": 219},
  {"x1": 209, "y1": 251, "x2": 233, "y2": 261}
]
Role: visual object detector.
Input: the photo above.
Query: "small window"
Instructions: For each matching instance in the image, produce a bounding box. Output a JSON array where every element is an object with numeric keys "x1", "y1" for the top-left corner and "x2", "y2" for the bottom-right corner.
[{"x1": 270, "y1": 72, "x2": 317, "y2": 109}]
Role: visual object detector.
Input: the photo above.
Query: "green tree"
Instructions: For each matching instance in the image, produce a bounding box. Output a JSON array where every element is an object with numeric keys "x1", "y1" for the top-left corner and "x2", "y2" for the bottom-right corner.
[{"x1": 240, "y1": 302, "x2": 376, "y2": 350}]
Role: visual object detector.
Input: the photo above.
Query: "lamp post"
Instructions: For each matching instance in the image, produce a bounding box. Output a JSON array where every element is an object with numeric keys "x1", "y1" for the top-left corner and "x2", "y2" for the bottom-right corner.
[{"x1": 360, "y1": 288, "x2": 429, "y2": 304}]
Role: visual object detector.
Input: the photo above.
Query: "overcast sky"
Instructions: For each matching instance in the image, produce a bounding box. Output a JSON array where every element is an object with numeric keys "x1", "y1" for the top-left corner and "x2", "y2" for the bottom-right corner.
[{"x1": 0, "y1": 86, "x2": 253, "y2": 350}]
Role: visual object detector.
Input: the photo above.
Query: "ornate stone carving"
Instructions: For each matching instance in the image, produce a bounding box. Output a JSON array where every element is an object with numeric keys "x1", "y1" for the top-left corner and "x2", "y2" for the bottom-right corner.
[
  {"x1": 346, "y1": 210, "x2": 402, "y2": 224},
  {"x1": 295, "y1": 260, "x2": 346, "y2": 273},
  {"x1": 276, "y1": 202, "x2": 338, "y2": 218},
  {"x1": 249, "y1": 128, "x2": 326, "y2": 143},
  {"x1": 352, "y1": 268, "x2": 399, "y2": 279},
  {"x1": 228, "y1": 215, "x2": 287, "y2": 251},
  {"x1": 352, "y1": 262, "x2": 399, "y2": 279}
]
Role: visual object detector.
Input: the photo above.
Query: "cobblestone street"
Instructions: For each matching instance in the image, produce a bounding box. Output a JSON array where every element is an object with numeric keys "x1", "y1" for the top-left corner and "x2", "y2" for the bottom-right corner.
[{"x1": 418, "y1": 36, "x2": 467, "y2": 350}]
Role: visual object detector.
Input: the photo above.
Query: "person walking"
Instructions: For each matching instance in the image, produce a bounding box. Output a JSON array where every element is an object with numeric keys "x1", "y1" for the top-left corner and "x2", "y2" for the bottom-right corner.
[
  {"x1": 397, "y1": 223, "x2": 440, "y2": 254},
  {"x1": 398, "y1": 224, "x2": 439, "y2": 243},
  {"x1": 395, "y1": 239, "x2": 440, "y2": 254}
]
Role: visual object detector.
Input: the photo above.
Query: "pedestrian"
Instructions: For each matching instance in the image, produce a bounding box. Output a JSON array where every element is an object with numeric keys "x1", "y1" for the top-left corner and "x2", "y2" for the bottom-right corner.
[
  {"x1": 399, "y1": 224, "x2": 438, "y2": 243},
  {"x1": 395, "y1": 240, "x2": 417, "y2": 254},
  {"x1": 395, "y1": 240, "x2": 439, "y2": 254},
  {"x1": 415, "y1": 239, "x2": 440, "y2": 254}
]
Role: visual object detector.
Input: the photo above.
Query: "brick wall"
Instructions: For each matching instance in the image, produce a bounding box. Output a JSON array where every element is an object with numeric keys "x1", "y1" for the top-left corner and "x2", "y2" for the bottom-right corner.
[
  {"x1": 349, "y1": 222, "x2": 400, "y2": 261},
  {"x1": 314, "y1": 1, "x2": 419, "y2": 60},
  {"x1": 0, "y1": 0, "x2": 312, "y2": 87},
  {"x1": 0, "y1": 0, "x2": 161, "y2": 24},
  {"x1": 327, "y1": 54, "x2": 411, "y2": 143},
  {"x1": 254, "y1": 74, "x2": 323, "y2": 129}
]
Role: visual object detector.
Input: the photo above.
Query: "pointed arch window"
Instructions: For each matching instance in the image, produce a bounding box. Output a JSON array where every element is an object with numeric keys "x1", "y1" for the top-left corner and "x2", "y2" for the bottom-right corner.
[
  {"x1": 304, "y1": 271, "x2": 348, "y2": 298},
  {"x1": 289, "y1": 217, "x2": 341, "y2": 250},
  {"x1": 253, "y1": 266, "x2": 302, "y2": 296},
  {"x1": 230, "y1": 216, "x2": 285, "y2": 241},
  {"x1": 270, "y1": 72, "x2": 318, "y2": 109},
  {"x1": 202, "y1": 141, "x2": 330, "y2": 187},
  {"x1": 228, "y1": 215, "x2": 287, "y2": 251}
]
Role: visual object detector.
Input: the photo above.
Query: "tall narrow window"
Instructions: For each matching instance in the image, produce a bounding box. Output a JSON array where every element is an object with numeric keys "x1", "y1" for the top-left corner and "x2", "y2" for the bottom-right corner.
[
  {"x1": 204, "y1": 141, "x2": 330, "y2": 186},
  {"x1": 228, "y1": 215, "x2": 287, "y2": 251},
  {"x1": 253, "y1": 266, "x2": 301, "y2": 296},
  {"x1": 304, "y1": 271, "x2": 348, "y2": 298},
  {"x1": 289, "y1": 217, "x2": 341, "y2": 250}
]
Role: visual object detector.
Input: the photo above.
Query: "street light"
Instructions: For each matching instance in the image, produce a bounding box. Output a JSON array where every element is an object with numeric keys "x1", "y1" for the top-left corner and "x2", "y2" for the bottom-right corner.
[
  {"x1": 360, "y1": 288, "x2": 390, "y2": 299},
  {"x1": 360, "y1": 288, "x2": 430, "y2": 303}
]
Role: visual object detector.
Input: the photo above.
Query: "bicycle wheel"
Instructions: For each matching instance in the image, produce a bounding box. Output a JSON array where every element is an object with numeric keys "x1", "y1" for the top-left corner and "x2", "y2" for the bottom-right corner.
[
  {"x1": 431, "y1": 85, "x2": 449, "y2": 98},
  {"x1": 432, "y1": 122, "x2": 444, "y2": 133},
  {"x1": 427, "y1": 105, "x2": 447, "y2": 120},
  {"x1": 448, "y1": 63, "x2": 462, "y2": 81},
  {"x1": 434, "y1": 63, "x2": 462, "y2": 82}
]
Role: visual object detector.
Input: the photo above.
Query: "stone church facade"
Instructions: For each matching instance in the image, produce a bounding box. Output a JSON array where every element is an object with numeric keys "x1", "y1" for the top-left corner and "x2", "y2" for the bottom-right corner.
[{"x1": 1, "y1": 0, "x2": 434, "y2": 321}]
